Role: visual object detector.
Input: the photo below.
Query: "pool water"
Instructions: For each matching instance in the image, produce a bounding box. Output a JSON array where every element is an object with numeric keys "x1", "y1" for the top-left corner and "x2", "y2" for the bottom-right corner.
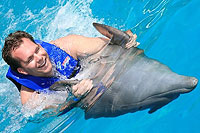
[{"x1": 0, "y1": 0, "x2": 200, "y2": 132}]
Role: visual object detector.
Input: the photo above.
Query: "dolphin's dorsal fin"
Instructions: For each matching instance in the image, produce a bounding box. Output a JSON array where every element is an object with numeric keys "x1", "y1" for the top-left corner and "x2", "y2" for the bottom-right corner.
[{"x1": 93, "y1": 23, "x2": 113, "y2": 38}]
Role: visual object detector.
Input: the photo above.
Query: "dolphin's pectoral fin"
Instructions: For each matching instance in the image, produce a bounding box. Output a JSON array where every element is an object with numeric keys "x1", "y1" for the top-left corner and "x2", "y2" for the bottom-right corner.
[
  {"x1": 148, "y1": 97, "x2": 176, "y2": 114},
  {"x1": 149, "y1": 104, "x2": 165, "y2": 114},
  {"x1": 144, "y1": 90, "x2": 181, "y2": 114}
]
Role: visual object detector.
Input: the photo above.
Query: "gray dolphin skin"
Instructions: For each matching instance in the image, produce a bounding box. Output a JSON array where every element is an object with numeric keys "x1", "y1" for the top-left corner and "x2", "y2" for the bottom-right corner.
[{"x1": 51, "y1": 23, "x2": 198, "y2": 119}]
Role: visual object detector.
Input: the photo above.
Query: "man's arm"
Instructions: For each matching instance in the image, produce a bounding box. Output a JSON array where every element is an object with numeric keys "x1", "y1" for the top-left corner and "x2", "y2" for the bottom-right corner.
[
  {"x1": 50, "y1": 35, "x2": 109, "y2": 59},
  {"x1": 20, "y1": 85, "x2": 36, "y2": 105},
  {"x1": 20, "y1": 79, "x2": 93, "y2": 107}
]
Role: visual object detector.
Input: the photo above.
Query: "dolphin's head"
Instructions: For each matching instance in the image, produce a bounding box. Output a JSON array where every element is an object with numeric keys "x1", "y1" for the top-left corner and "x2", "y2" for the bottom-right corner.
[{"x1": 147, "y1": 76, "x2": 198, "y2": 114}]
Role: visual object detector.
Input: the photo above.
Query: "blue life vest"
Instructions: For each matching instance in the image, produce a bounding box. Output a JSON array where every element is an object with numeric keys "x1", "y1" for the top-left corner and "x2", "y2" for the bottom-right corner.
[{"x1": 6, "y1": 40, "x2": 81, "y2": 92}]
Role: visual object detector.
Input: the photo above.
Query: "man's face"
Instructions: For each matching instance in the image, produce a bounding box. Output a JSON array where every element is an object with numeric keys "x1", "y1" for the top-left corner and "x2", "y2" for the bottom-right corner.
[{"x1": 12, "y1": 38, "x2": 53, "y2": 77}]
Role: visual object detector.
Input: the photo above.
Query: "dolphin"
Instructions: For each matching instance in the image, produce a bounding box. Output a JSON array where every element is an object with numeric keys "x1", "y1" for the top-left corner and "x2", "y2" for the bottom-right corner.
[{"x1": 50, "y1": 23, "x2": 198, "y2": 119}]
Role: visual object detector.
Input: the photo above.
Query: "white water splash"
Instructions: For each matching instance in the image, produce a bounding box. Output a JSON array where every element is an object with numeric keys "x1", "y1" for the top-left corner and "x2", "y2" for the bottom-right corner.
[{"x1": 0, "y1": 0, "x2": 101, "y2": 132}]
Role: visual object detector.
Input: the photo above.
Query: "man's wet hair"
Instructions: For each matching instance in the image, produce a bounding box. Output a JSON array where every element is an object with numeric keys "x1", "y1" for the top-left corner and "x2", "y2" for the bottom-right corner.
[{"x1": 2, "y1": 31, "x2": 35, "y2": 72}]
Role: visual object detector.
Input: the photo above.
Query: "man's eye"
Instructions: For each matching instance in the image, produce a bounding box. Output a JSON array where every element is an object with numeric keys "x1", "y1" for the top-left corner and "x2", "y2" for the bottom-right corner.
[
  {"x1": 27, "y1": 57, "x2": 33, "y2": 63},
  {"x1": 35, "y1": 46, "x2": 40, "y2": 53}
]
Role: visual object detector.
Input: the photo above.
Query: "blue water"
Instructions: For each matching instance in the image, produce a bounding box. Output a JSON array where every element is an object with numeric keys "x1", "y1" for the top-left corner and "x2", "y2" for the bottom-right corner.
[{"x1": 0, "y1": 0, "x2": 200, "y2": 132}]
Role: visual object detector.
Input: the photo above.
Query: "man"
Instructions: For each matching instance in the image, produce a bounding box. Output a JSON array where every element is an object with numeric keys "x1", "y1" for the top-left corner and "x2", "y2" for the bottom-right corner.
[
  {"x1": 2, "y1": 26, "x2": 137, "y2": 109},
  {"x1": 2, "y1": 32, "x2": 102, "y2": 103}
]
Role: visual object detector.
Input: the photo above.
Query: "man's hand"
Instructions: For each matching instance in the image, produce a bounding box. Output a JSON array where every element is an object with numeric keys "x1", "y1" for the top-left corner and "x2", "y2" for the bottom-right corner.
[
  {"x1": 72, "y1": 79, "x2": 93, "y2": 98},
  {"x1": 125, "y1": 30, "x2": 140, "y2": 49}
]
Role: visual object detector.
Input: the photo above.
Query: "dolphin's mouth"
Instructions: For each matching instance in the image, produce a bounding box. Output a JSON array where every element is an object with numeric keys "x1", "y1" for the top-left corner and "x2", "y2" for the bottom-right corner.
[
  {"x1": 139, "y1": 78, "x2": 198, "y2": 105},
  {"x1": 137, "y1": 77, "x2": 199, "y2": 104},
  {"x1": 153, "y1": 81, "x2": 197, "y2": 99}
]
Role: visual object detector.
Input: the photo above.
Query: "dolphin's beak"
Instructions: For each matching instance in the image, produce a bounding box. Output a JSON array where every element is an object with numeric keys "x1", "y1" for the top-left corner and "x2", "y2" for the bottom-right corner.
[
  {"x1": 191, "y1": 77, "x2": 198, "y2": 90},
  {"x1": 182, "y1": 77, "x2": 198, "y2": 93}
]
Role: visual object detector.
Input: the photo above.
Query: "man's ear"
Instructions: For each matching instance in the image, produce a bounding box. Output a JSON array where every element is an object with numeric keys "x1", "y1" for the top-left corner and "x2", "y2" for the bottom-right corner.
[{"x1": 17, "y1": 67, "x2": 28, "y2": 75}]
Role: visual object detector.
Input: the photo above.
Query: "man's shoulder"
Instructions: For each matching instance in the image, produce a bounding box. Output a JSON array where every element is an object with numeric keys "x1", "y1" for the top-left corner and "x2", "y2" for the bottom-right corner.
[
  {"x1": 50, "y1": 34, "x2": 85, "y2": 44},
  {"x1": 49, "y1": 35, "x2": 80, "y2": 59}
]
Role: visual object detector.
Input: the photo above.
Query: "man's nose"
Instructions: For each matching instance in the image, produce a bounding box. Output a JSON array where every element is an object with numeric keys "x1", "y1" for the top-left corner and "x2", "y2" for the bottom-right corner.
[{"x1": 34, "y1": 53, "x2": 42, "y2": 62}]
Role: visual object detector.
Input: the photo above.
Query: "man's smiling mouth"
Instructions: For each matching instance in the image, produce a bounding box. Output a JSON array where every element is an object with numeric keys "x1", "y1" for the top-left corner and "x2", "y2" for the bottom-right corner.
[{"x1": 38, "y1": 58, "x2": 46, "y2": 68}]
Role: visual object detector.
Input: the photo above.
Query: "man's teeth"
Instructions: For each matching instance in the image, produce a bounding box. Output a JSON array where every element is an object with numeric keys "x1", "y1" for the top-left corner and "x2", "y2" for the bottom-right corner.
[{"x1": 39, "y1": 59, "x2": 46, "y2": 68}]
